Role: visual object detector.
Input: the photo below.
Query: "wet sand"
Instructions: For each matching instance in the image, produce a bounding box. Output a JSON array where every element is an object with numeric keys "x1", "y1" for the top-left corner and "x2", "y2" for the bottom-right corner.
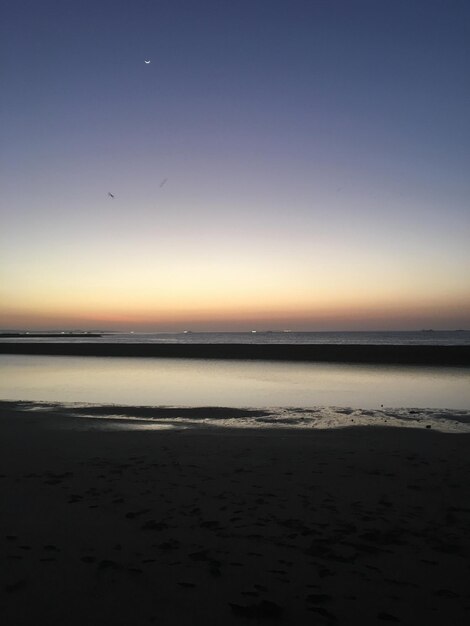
[
  {"x1": 1, "y1": 342, "x2": 470, "y2": 365},
  {"x1": 1, "y1": 404, "x2": 469, "y2": 625}
]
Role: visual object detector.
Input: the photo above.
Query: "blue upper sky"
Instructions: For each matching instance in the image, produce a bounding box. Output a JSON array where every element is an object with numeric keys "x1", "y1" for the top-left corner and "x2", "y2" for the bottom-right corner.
[{"x1": 1, "y1": 0, "x2": 469, "y2": 330}]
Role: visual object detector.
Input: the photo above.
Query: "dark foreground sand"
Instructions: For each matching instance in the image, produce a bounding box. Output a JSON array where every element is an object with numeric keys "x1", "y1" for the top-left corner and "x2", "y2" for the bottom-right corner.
[{"x1": 1, "y1": 405, "x2": 469, "y2": 625}]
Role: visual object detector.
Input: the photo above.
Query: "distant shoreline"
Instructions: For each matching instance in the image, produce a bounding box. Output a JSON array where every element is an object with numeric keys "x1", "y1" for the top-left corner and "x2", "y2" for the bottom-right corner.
[
  {"x1": 0, "y1": 332, "x2": 103, "y2": 338},
  {"x1": 1, "y1": 342, "x2": 470, "y2": 366}
]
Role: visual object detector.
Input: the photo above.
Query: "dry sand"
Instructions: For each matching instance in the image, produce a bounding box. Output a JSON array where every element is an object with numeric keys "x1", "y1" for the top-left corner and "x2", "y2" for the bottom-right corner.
[{"x1": 1, "y1": 403, "x2": 469, "y2": 625}]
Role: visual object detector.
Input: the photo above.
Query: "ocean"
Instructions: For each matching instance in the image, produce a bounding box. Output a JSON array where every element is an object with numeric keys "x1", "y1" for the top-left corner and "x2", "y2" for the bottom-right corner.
[
  {"x1": 2, "y1": 330, "x2": 470, "y2": 345},
  {"x1": 1, "y1": 330, "x2": 469, "y2": 433},
  {"x1": 1, "y1": 354, "x2": 469, "y2": 433}
]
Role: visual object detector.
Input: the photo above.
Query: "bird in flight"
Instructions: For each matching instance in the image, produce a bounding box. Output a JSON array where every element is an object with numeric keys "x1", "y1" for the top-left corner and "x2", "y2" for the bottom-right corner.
[
  {"x1": 107, "y1": 192, "x2": 115, "y2": 199},
  {"x1": 159, "y1": 178, "x2": 168, "y2": 188}
]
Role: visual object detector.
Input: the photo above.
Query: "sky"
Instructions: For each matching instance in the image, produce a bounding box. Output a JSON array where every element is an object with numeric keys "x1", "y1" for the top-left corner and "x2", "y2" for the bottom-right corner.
[{"x1": 1, "y1": 0, "x2": 469, "y2": 331}]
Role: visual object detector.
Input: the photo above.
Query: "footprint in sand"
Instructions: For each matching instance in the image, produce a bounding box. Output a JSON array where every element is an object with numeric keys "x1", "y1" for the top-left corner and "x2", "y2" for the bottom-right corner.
[
  {"x1": 5, "y1": 580, "x2": 27, "y2": 593},
  {"x1": 98, "y1": 559, "x2": 120, "y2": 570},
  {"x1": 229, "y1": 600, "x2": 283, "y2": 619},
  {"x1": 125, "y1": 509, "x2": 151, "y2": 519},
  {"x1": 81, "y1": 556, "x2": 96, "y2": 564},
  {"x1": 377, "y1": 612, "x2": 400, "y2": 622}
]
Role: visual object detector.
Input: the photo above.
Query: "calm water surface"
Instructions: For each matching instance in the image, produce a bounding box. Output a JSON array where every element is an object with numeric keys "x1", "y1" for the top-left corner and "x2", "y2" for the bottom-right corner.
[
  {"x1": 1, "y1": 355, "x2": 469, "y2": 410},
  {"x1": 3, "y1": 330, "x2": 470, "y2": 345}
]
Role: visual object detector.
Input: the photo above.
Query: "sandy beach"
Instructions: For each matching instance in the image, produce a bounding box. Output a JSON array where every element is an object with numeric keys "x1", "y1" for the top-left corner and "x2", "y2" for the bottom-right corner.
[{"x1": 1, "y1": 402, "x2": 469, "y2": 625}]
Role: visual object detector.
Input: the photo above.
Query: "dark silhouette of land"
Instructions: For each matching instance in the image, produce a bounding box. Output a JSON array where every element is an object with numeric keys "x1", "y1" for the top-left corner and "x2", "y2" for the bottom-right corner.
[
  {"x1": 1, "y1": 342, "x2": 469, "y2": 366},
  {"x1": 0, "y1": 333, "x2": 103, "y2": 338}
]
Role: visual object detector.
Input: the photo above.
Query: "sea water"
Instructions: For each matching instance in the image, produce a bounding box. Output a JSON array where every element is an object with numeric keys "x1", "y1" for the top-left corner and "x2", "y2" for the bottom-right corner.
[
  {"x1": 1, "y1": 354, "x2": 468, "y2": 410},
  {"x1": 2, "y1": 330, "x2": 470, "y2": 345}
]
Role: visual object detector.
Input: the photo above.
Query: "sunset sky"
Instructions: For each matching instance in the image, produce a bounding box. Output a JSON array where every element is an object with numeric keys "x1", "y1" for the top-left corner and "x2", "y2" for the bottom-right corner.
[{"x1": 1, "y1": 0, "x2": 469, "y2": 331}]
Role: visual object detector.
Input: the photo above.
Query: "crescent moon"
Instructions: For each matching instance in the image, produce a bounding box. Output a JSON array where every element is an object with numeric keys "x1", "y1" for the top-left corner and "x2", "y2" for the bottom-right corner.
[{"x1": 144, "y1": 60, "x2": 151, "y2": 64}]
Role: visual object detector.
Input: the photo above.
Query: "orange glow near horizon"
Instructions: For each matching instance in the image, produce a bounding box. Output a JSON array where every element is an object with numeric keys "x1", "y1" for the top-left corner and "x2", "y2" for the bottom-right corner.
[
  {"x1": 2, "y1": 291, "x2": 470, "y2": 332},
  {"x1": 2, "y1": 228, "x2": 470, "y2": 332}
]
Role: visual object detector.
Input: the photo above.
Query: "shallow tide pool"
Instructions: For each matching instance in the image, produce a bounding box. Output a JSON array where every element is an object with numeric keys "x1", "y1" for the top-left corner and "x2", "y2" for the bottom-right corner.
[{"x1": 1, "y1": 355, "x2": 469, "y2": 410}]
